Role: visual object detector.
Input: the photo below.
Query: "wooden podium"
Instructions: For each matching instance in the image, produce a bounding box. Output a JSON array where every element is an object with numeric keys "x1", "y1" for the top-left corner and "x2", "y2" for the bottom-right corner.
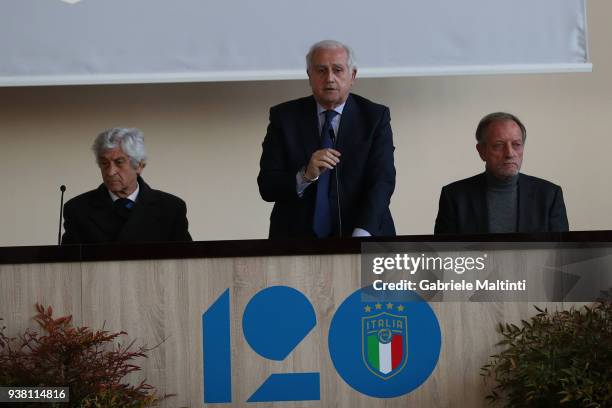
[{"x1": 1, "y1": 231, "x2": 609, "y2": 407}]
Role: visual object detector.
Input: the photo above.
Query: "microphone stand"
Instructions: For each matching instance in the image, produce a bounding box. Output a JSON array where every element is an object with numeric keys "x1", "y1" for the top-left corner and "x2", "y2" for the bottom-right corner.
[
  {"x1": 58, "y1": 185, "x2": 66, "y2": 245},
  {"x1": 330, "y1": 134, "x2": 342, "y2": 237}
]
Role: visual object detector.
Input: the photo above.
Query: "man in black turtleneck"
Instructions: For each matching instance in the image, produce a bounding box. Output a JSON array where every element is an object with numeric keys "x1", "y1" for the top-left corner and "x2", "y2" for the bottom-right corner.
[{"x1": 434, "y1": 112, "x2": 569, "y2": 235}]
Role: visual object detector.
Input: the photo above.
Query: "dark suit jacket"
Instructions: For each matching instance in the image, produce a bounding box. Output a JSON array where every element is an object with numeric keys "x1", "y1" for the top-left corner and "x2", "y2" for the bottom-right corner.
[
  {"x1": 62, "y1": 177, "x2": 192, "y2": 244},
  {"x1": 434, "y1": 172, "x2": 569, "y2": 234},
  {"x1": 257, "y1": 94, "x2": 396, "y2": 238}
]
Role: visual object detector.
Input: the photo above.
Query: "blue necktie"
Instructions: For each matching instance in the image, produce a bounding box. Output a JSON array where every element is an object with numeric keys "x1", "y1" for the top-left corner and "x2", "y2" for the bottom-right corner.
[
  {"x1": 114, "y1": 198, "x2": 135, "y2": 218},
  {"x1": 115, "y1": 198, "x2": 135, "y2": 210},
  {"x1": 313, "y1": 109, "x2": 338, "y2": 238}
]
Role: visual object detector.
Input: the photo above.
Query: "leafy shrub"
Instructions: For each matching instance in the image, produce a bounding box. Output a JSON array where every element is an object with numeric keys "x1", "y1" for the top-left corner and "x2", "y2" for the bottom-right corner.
[
  {"x1": 0, "y1": 304, "x2": 164, "y2": 407},
  {"x1": 481, "y1": 293, "x2": 612, "y2": 407}
]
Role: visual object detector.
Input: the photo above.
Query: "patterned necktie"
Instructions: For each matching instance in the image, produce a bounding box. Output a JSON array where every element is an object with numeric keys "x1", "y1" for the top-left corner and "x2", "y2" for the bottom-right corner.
[{"x1": 313, "y1": 109, "x2": 338, "y2": 238}]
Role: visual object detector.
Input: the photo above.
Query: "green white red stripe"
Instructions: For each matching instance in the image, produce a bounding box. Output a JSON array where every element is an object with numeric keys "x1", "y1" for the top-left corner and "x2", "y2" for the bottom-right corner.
[{"x1": 367, "y1": 334, "x2": 403, "y2": 374}]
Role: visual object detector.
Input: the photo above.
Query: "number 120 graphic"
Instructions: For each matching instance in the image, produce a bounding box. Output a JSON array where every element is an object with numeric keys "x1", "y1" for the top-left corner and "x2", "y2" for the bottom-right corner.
[{"x1": 202, "y1": 286, "x2": 441, "y2": 404}]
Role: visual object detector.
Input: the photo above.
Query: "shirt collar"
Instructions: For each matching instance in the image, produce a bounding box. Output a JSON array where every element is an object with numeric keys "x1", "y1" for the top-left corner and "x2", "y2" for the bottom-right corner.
[
  {"x1": 316, "y1": 100, "x2": 346, "y2": 117},
  {"x1": 108, "y1": 181, "x2": 140, "y2": 202}
]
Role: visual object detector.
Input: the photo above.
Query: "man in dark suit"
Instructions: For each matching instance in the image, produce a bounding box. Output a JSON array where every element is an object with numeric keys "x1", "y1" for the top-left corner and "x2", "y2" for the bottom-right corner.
[
  {"x1": 258, "y1": 40, "x2": 396, "y2": 238},
  {"x1": 62, "y1": 128, "x2": 192, "y2": 244},
  {"x1": 434, "y1": 112, "x2": 569, "y2": 234}
]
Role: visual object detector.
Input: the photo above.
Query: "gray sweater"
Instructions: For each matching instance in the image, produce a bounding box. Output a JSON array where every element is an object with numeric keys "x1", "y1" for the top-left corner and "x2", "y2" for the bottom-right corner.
[{"x1": 486, "y1": 172, "x2": 519, "y2": 233}]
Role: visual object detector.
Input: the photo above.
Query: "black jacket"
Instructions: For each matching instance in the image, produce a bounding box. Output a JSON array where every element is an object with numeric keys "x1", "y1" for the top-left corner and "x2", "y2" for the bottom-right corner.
[
  {"x1": 62, "y1": 177, "x2": 192, "y2": 244},
  {"x1": 434, "y1": 172, "x2": 569, "y2": 234}
]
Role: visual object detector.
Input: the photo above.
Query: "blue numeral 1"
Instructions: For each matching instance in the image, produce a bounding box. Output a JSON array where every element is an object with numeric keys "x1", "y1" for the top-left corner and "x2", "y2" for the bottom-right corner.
[{"x1": 202, "y1": 289, "x2": 231, "y2": 403}]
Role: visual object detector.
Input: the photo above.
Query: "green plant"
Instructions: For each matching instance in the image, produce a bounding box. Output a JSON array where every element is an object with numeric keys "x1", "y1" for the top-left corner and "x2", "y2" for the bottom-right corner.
[
  {"x1": 0, "y1": 304, "x2": 165, "y2": 407},
  {"x1": 481, "y1": 292, "x2": 612, "y2": 407}
]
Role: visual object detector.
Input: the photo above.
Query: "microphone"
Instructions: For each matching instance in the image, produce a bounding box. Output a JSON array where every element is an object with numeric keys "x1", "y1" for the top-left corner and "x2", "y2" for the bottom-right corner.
[
  {"x1": 330, "y1": 133, "x2": 343, "y2": 237},
  {"x1": 58, "y1": 185, "x2": 66, "y2": 245}
]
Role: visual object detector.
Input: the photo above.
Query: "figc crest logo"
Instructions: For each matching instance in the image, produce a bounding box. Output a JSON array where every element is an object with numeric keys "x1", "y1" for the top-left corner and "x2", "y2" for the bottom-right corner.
[
  {"x1": 328, "y1": 287, "x2": 441, "y2": 398},
  {"x1": 362, "y1": 308, "x2": 408, "y2": 379}
]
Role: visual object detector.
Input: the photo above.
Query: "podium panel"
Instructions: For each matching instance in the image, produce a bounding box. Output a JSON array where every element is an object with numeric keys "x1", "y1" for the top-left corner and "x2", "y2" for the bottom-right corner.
[{"x1": 0, "y1": 234, "x2": 609, "y2": 407}]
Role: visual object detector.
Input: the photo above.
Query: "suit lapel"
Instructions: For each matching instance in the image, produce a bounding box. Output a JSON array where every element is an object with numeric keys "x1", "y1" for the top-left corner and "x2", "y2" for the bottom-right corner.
[
  {"x1": 471, "y1": 173, "x2": 489, "y2": 233},
  {"x1": 517, "y1": 174, "x2": 534, "y2": 232},
  {"x1": 87, "y1": 184, "x2": 117, "y2": 239},
  {"x1": 334, "y1": 94, "x2": 363, "y2": 191},
  {"x1": 335, "y1": 94, "x2": 360, "y2": 153},
  {"x1": 299, "y1": 96, "x2": 320, "y2": 164}
]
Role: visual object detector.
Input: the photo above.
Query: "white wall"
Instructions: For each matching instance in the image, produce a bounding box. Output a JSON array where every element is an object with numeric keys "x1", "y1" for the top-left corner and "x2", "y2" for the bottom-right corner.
[{"x1": 1, "y1": 1, "x2": 610, "y2": 246}]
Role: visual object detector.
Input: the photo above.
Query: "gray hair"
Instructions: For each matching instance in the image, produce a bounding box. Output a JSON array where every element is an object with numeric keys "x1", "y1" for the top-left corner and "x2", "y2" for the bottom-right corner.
[
  {"x1": 92, "y1": 127, "x2": 147, "y2": 169},
  {"x1": 475, "y1": 112, "x2": 527, "y2": 145},
  {"x1": 306, "y1": 40, "x2": 357, "y2": 72}
]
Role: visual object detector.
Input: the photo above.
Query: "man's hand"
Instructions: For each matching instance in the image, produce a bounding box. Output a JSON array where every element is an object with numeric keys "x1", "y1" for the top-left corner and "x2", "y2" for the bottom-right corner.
[{"x1": 305, "y1": 148, "x2": 341, "y2": 180}]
